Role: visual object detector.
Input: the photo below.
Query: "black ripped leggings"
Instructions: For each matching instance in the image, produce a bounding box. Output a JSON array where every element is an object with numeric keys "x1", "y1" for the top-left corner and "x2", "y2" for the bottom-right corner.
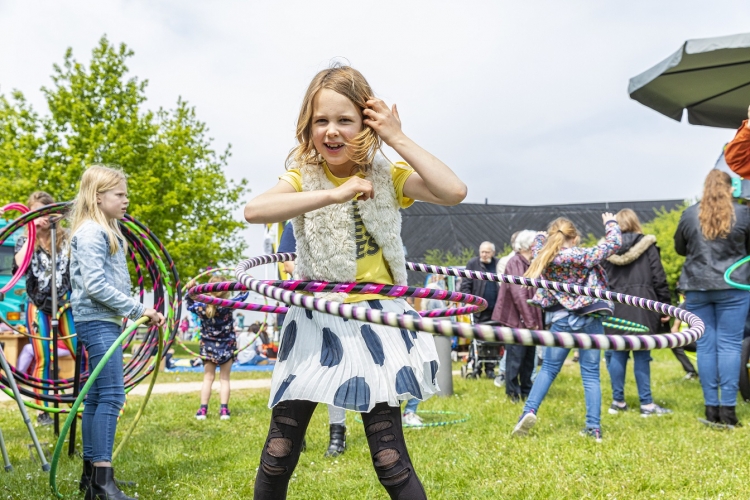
[{"x1": 253, "y1": 400, "x2": 427, "y2": 500}]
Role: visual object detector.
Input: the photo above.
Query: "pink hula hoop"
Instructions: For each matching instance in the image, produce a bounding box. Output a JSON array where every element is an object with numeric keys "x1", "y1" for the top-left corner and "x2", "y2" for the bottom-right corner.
[{"x1": 0, "y1": 203, "x2": 35, "y2": 295}]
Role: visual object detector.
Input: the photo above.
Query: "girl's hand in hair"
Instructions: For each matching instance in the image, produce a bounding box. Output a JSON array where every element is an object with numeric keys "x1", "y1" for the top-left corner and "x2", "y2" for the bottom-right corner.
[
  {"x1": 602, "y1": 212, "x2": 615, "y2": 224},
  {"x1": 143, "y1": 308, "x2": 166, "y2": 328},
  {"x1": 331, "y1": 177, "x2": 374, "y2": 203},
  {"x1": 363, "y1": 98, "x2": 404, "y2": 146}
]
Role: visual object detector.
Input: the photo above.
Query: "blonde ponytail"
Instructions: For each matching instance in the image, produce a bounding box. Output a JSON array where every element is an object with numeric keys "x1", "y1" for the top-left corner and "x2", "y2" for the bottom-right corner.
[
  {"x1": 525, "y1": 218, "x2": 578, "y2": 279},
  {"x1": 204, "y1": 275, "x2": 230, "y2": 319}
]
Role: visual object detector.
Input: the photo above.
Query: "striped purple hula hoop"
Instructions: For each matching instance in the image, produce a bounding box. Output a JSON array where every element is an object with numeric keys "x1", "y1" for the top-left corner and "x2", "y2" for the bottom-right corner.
[
  {"x1": 188, "y1": 279, "x2": 486, "y2": 318},
  {"x1": 227, "y1": 253, "x2": 704, "y2": 351}
]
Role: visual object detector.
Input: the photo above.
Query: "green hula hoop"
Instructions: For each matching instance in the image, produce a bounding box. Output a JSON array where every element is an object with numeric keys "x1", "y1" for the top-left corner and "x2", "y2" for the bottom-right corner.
[
  {"x1": 49, "y1": 317, "x2": 156, "y2": 498},
  {"x1": 725, "y1": 255, "x2": 750, "y2": 291},
  {"x1": 602, "y1": 317, "x2": 650, "y2": 333},
  {"x1": 355, "y1": 410, "x2": 470, "y2": 429}
]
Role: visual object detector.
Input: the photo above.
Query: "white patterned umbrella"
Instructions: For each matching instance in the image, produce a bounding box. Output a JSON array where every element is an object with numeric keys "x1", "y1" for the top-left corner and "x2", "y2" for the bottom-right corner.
[{"x1": 629, "y1": 32, "x2": 750, "y2": 129}]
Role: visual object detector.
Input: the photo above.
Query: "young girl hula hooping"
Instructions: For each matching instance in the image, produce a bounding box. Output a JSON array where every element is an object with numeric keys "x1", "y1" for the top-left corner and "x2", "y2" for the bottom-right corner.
[
  {"x1": 69, "y1": 165, "x2": 165, "y2": 500},
  {"x1": 511, "y1": 213, "x2": 621, "y2": 442},
  {"x1": 244, "y1": 65, "x2": 466, "y2": 500},
  {"x1": 187, "y1": 274, "x2": 248, "y2": 420}
]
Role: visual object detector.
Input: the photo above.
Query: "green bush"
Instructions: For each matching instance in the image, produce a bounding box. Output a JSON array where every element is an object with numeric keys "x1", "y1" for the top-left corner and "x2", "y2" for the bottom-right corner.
[
  {"x1": 642, "y1": 202, "x2": 689, "y2": 296},
  {"x1": 422, "y1": 247, "x2": 475, "y2": 267}
]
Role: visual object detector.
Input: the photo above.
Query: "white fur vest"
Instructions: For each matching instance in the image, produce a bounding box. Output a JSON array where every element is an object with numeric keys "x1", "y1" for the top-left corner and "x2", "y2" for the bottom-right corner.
[{"x1": 290, "y1": 153, "x2": 408, "y2": 295}]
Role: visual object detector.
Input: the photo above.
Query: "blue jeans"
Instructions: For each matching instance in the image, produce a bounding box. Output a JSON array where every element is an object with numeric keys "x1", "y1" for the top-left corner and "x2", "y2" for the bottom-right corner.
[
  {"x1": 522, "y1": 317, "x2": 603, "y2": 429},
  {"x1": 76, "y1": 321, "x2": 126, "y2": 463},
  {"x1": 605, "y1": 350, "x2": 653, "y2": 405},
  {"x1": 685, "y1": 289, "x2": 750, "y2": 407},
  {"x1": 404, "y1": 398, "x2": 419, "y2": 414}
]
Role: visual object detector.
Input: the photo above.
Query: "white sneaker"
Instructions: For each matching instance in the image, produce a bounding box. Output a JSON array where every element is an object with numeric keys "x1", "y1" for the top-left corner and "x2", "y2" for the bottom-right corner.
[
  {"x1": 493, "y1": 374, "x2": 506, "y2": 388},
  {"x1": 402, "y1": 412, "x2": 423, "y2": 426},
  {"x1": 512, "y1": 410, "x2": 536, "y2": 437}
]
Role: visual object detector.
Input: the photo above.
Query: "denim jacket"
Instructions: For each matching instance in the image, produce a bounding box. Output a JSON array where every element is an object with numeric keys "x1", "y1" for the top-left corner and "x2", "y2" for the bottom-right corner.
[{"x1": 70, "y1": 220, "x2": 145, "y2": 322}]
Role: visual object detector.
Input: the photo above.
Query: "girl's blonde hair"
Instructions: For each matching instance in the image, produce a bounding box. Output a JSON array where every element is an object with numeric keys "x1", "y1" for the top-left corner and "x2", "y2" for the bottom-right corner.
[
  {"x1": 286, "y1": 65, "x2": 381, "y2": 172},
  {"x1": 204, "y1": 275, "x2": 230, "y2": 319},
  {"x1": 26, "y1": 191, "x2": 67, "y2": 252},
  {"x1": 699, "y1": 169, "x2": 735, "y2": 240},
  {"x1": 68, "y1": 165, "x2": 128, "y2": 255},
  {"x1": 615, "y1": 209, "x2": 642, "y2": 234},
  {"x1": 525, "y1": 218, "x2": 578, "y2": 279}
]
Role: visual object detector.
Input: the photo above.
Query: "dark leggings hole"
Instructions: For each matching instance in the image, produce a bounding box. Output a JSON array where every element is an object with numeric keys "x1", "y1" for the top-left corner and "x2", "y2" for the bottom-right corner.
[
  {"x1": 380, "y1": 469, "x2": 411, "y2": 486},
  {"x1": 373, "y1": 448, "x2": 400, "y2": 470},
  {"x1": 366, "y1": 420, "x2": 392, "y2": 435},
  {"x1": 261, "y1": 461, "x2": 287, "y2": 476},
  {"x1": 380, "y1": 468, "x2": 411, "y2": 487},
  {"x1": 274, "y1": 416, "x2": 299, "y2": 427},
  {"x1": 267, "y1": 437, "x2": 293, "y2": 458},
  {"x1": 380, "y1": 434, "x2": 396, "y2": 443}
]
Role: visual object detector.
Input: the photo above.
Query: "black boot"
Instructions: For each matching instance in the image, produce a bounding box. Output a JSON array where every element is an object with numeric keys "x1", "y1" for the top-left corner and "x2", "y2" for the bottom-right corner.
[
  {"x1": 719, "y1": 406, "x2": 742, "y2": 427},
  {"x1": 705, "y1": 405, "x2": 720, "y2": 423},
  {"x1": 85, "y1": 466, "x2": 135, "y2": 500},
  {"x1": 80, "y1": 460, "x2": 93, "y2": 492},
  {"x1": 324, "y1": 424, "x2": 346, "y2": 458}
]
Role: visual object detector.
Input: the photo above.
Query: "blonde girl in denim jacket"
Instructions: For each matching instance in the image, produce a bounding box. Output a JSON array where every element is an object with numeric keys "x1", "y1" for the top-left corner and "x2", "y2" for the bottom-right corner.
[
  {"x1": 511, "y1": 213, "x2": 621, "y2": 442},
  {"x1": 69, "y1": 165, "x2": 164, "y2": 500}
]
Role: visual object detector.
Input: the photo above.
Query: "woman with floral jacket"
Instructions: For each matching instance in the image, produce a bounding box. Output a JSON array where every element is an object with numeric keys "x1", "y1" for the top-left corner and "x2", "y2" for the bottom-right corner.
[{"x1": 512, "y1": 213, "x2": 621, "y2": 442}]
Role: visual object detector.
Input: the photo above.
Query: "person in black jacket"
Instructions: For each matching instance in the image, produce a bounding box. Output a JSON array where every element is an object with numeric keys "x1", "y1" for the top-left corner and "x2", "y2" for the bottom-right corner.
[
  {"x1": 459, "y1": 242, "x2": 500, "y2": 378},
  {"x1": 674, "y1": 169, "x2": 750, "y2": 427},
  {"x1": 459, "y1": 241, "x2": 499, "y2": 324},
  {"x1": 603, "y1": 209, "x2": 672, "y2": 416}
]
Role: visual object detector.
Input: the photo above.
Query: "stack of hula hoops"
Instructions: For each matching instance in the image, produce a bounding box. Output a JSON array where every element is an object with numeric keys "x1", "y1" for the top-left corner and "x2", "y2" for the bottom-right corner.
[{"x1": 0, "y1": 202, "x2": 181, "y2": 494}]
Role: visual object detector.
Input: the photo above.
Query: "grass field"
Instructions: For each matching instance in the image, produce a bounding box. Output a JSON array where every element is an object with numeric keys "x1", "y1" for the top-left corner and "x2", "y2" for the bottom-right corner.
[{"x1": 0, "y1": 349, "x2": 747, "y2": 499}]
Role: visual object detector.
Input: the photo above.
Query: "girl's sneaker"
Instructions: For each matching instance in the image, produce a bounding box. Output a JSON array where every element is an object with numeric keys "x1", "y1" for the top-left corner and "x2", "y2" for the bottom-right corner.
[
  {"x1": 402, "y1": 412, "x2": 423, "y2": 426},
  {"x1": 511, "y1": 409, "x2": 536, "y2": 437},
  {"x1": 640, "y1": 404, "x2": 672, "y2": 417},
  {"x1": 220, "y1": 406, "x2": 231, "y2": 421},
  {"x1": 195, "y1": 405, "x2": 208, "y2": 420},
  {"x1": 608, "y1": 402, "x2": 628, "y2": 414},
  {"x1": 580, "y1": 428, "x2": 603, "y2": 443}
]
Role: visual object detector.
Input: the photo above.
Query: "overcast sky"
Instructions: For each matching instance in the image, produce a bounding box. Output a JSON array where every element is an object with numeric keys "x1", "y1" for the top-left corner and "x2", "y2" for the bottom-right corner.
[{"x1": 3, "y1": 1, "x2": 750, "y2": 263}]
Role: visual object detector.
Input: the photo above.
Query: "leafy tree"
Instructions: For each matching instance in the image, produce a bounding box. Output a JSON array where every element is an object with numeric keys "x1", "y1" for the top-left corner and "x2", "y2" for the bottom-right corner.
[{"x1": 0, "y1": 37, "x2": 247, "y2": 280}]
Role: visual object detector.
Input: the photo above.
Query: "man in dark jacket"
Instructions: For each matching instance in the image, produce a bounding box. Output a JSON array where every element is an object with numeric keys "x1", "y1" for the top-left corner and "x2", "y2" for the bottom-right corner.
[{"x1": 459, "y1": 241, "x2": 499, "y2": 324}]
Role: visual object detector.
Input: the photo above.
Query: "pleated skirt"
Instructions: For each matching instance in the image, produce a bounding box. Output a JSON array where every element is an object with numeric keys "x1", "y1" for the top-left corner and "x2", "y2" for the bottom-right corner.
[{"x1": 268, "y1": 298, "x2": 440, "y2": 413}]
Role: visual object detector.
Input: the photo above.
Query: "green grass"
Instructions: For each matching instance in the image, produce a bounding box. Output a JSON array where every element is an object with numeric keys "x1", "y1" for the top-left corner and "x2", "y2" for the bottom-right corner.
[{"x1": 0, "y1": 349, "x2": 747, "y2": 499}]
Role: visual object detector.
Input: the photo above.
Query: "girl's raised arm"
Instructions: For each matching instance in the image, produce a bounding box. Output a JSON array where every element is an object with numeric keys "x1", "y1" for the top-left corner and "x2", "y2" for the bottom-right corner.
[
  {"x1": 244, "y1": 178, "x2": 374, "y2": 224},
  {"x1": 363, "y1": 99, "x2": 467, "y2": 206}
]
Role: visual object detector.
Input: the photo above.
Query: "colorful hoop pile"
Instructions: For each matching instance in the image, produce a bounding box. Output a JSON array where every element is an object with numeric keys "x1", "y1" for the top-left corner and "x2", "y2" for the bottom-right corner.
[
  {"x1": 0, "y1": 203, "x2": 180, "y2": 412},
  {"x1": 0, "y1": 202, "x2": 178, "y2": 497}
]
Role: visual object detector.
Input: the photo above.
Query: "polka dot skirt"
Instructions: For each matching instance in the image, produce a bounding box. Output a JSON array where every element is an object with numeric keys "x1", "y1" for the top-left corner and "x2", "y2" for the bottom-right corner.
[{"x1": 268, "y1": 298, "x2": 440, "y2": 413}]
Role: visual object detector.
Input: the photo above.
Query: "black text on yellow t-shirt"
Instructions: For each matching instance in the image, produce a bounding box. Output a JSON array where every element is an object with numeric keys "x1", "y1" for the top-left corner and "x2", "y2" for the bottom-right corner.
[{"x1": 353, "y1": 202, "x2": 380, "y2": 260}]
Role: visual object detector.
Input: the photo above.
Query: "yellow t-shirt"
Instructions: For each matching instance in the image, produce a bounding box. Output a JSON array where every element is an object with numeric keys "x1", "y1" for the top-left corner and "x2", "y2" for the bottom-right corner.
[{"x1": 280, "y1": 162, "x2": 414, "y2": 302}]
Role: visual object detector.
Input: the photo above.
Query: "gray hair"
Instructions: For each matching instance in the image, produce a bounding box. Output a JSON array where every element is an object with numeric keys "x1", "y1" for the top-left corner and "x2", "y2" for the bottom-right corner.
[
  {"x1": 479, "y1": 241, "x2": 495, "y2": 252},
  {"x1": 513, "y1": 230, "x2": 537, "y2": 252}
]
